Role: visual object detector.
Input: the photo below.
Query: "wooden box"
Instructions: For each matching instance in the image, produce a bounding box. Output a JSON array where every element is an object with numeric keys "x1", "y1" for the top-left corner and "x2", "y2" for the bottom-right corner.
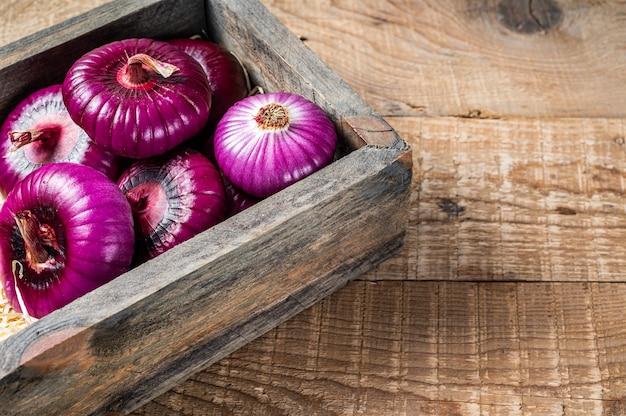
[{"x1": 0, "y1": 0, "x2": 412, "y2": 414}]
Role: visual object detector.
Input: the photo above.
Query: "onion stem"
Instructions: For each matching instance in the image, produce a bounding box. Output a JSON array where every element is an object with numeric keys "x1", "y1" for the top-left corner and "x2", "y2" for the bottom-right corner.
[
  {"x1": 127, "y1": 53, "x2": 180, "y2": 79},
  {"x1": 13, "y1": 210, "x2": 63, "y2": 274},
  {"x1": 8, "y1": 128, "x2": 58, "y2": 152},
  {"x1": 229, "y1": 50, "x2": 253, "y2": 95}
]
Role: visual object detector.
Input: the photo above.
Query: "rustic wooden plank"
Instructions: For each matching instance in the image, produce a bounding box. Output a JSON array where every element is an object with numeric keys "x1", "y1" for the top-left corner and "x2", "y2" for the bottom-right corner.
[
  {"x1": 261, "y1": 0, "x2": 626, "y2": 119},
  {"x1": 361, "y1": 116, "x2": 626, "y2": 282},
  {"x1": 133, "y1": 280, "x2": 626, "y2": 416},
  {"x1": 0, "y1": 0, "x2": 109, "y2": 47}
]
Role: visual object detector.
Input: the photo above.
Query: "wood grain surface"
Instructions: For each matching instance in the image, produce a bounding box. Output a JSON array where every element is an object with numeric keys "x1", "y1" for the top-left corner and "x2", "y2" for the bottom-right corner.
[{"x1": 3, "y1": 0, "x2": 626, "y2": 415}]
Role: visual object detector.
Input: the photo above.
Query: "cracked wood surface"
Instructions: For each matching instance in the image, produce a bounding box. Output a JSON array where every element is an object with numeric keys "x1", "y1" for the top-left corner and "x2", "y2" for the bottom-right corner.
[{"x1": 3, "y1": 0, "x2": 626, "y2": 415}]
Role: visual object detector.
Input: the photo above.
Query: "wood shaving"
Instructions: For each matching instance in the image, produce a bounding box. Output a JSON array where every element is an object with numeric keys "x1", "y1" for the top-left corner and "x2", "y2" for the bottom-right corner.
[{"x1": 0, "y1": 286, "x2": 29, "y2": 342}]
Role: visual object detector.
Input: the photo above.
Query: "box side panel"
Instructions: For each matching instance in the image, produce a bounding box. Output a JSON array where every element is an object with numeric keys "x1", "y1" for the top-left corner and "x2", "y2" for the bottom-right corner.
[
  {"x1": 102, "y1": 147, "x2": 413, "y2": 414},
  {"x1": 0, "y1": 146, "x2": 412, "y2": 415}
]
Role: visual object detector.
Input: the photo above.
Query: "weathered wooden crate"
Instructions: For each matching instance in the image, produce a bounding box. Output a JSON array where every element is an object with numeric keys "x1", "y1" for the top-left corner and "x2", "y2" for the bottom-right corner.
[{"x1": 0, "y1": 0, "x2": 412, "y2": 414}]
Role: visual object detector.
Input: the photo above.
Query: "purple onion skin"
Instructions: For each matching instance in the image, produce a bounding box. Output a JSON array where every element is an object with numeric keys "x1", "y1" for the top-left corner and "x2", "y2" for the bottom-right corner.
[
  {"x1": 117, "y1": 147, "x2": 227, "y2": 264},
  {"x1": 214, "y1": 92, "x2": 338, "y2": 198},
  {"x1": 0, "y1": 163, "x2": 135, "y2": 318},
  {"x1": 62, "y1": 38, "x2": 212, "y2": 159},
  {"x1": 168, "y1": 38, "x2": 248, "y2": 132},
  {"x1": 221, "y1": 172, "x2": 261, "y2": 218},
  {"x1": 0, "y1": 84, "x2": 123, "y2": 197}
]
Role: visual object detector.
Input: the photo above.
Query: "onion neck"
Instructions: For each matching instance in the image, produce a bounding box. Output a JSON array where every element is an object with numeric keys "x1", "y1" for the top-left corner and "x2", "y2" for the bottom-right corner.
[
  {"x1": 255, "y1": 103, "x2": 290, "y2": 130},
  {"x1": 8, "y1": 127, "x2": 60, "y2": 152},
  {"x1": 14, "y1": 210, "x2": 64, "y2": 274},
  {"x1": 125, "y1": 181, "x2": 168, "y2": 236},
  {"x1": 117, "y1": 53, "x2": 180, "y2": 89},
  {"x1": 127, "y1": 188, "x2": 150, "y2": 214}
]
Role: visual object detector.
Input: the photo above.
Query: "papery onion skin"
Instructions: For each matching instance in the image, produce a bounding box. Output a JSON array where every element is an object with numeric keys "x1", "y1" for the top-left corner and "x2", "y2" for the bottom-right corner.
[
  {"x1": 117, "y1": 147, "x2": 227, "y2": 263},
  {"x1": 62, "y1": 38, "x2": 212, "y2": 159},
  {"x1": 168, "y1": 38, "x2": 248, "y2": 133},
  {"x1": 0, "y1": 163, "x2": 135, "y2": 318},
  {"x1": 0, "y1": 84, "x2": 122, "y2": 197},
  {"x1": 213, "y1": 92, "x2": 338, "y2": 198}
]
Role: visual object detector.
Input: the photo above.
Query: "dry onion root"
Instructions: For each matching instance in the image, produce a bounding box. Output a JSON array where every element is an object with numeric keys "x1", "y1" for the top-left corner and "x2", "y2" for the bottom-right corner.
[{"x1": 0, "y1": 287, "x2": 29, "y2": 342}]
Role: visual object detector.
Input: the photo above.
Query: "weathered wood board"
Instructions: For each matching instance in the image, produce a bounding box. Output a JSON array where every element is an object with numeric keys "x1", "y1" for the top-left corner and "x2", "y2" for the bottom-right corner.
[
  {"x1": 134, "y1": 112, "x2": 626, "y2": 414},
  {"x1": 261, "y1": 0, "x2": 626, "y2": 119},
  {"x1": 369, "y1": 116, "x2": 626, "y2": 283}
]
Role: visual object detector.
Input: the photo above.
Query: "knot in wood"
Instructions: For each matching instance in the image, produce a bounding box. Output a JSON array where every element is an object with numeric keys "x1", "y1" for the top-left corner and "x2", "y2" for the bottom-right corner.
[{"x1": 496, "y1": 0, "x2": 562, "y2": 34}]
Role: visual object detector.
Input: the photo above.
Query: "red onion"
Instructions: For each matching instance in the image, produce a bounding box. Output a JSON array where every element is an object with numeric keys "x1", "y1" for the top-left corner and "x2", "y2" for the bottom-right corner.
[
  {"x1": 213, "y1": 92, "x2": 338, "y2": 198},
  {"x1": 117, "y1": 147, "x2": 227, "y2": 263},
  {"x1": 0, "y1": 163, "x2": 135, "y2": 318},
  {"x1": 0, "y1": 84, "x2": 122, "y2": 197},
  {"x1": 62, "y1": 38, "x2": 212, "y2": 159},
  {"x1": 168, "y1": 38, "x2": 248, "y2": 132}
]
